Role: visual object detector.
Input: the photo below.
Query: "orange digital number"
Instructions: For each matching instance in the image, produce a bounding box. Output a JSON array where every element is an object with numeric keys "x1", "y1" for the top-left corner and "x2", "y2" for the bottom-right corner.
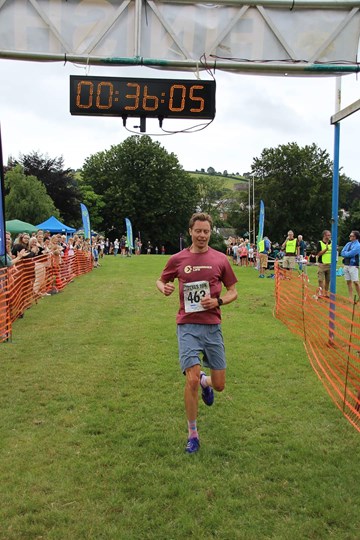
[
  {"x1": 142, "y1": 85, "x2": 159, "y2": 111},
  {"x1": 76, "y1": 81, "x2": 93, "y2": 109},
  {"x1": 96, "y1": 82, "x2": 114, "y2": 109},
  {"x1": 169, "y1": 85, "x2": 186, "y2": 112},
  {"x1": 125, "y1": 83, "x2": 140, "y2": 110},
  {"x1": 189, "y1": 85, "x2": 205, "y2": 113}
]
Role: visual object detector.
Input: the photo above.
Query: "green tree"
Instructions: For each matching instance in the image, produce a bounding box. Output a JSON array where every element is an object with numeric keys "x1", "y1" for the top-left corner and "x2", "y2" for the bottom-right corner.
[
  {"x1": 226, "y1": 191, "x2": 251, "y2": 237},
  {"x1": 338, "y1": 178, "x2": 360, "y2": 246},
  {"x1": 194, "y1": 175, "x2": 228, "y2": 223},
  {"x1": 5, "y1": 165, "x2": 59, "y2": 223},
  {"x1": 76, "y1": 172, "x2": 105, "y2": 232},
  {"x1": 81, "y1": 136, "x2": 199, "y2": 250},
  {"x1": 9, "y1": 152, "x2": 82, "y2": 227},
  {"x1": 250, "y1": 142, "x2": 354, "y2": 244}
]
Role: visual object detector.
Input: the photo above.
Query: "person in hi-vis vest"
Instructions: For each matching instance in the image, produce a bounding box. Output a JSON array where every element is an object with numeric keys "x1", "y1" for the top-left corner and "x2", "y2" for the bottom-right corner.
[
  {"x1": 281, "y1": 230, "x2": 298, "y2": 271},
  {"x1": 316, "y1": 229, "x2": 332, "y2": 297},
  {"x1": 258, "y1": 236, "x2": 271, "y2": 278}
]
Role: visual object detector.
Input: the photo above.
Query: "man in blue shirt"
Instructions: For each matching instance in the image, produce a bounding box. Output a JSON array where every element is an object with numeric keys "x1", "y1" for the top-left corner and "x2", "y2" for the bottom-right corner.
[{"x1": 340, "y1": 230, "x2": 360, "y2": 300}]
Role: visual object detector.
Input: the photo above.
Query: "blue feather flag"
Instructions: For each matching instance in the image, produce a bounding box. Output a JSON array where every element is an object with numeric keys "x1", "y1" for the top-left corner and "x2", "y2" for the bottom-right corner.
[{"x1": 80, "y1": 203, "x2": 91, "y2": 240}]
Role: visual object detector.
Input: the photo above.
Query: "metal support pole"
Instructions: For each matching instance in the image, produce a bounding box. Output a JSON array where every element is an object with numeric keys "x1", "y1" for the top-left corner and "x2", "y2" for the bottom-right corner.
[
  {"x1": 329, "y1": 120, "x2": 340, "y2": 342},
  {"x1": 252, "y1": 177, "x2": 256, "y2": 245},
  {"x1": 0, "y1": 125, "x2": 6, "y2": 258},
  {"x1": 248, "y1": 179, "x2": 251, "y2": 241},
  {"x1": 330, "y1": 122, "x2": 340, "y2": 296}
]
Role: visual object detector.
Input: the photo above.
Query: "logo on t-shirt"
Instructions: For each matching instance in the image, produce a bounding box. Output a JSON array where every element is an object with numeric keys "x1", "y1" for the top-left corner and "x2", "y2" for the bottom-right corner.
[{"x1": 183, "y1": 265, "x2": 212, "y2": 274}]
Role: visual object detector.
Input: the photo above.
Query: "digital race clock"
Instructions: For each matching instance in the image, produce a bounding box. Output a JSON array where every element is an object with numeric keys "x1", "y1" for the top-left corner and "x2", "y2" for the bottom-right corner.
[{"x1": 69, "y1": 76, "x2": 216, "y2": 120}]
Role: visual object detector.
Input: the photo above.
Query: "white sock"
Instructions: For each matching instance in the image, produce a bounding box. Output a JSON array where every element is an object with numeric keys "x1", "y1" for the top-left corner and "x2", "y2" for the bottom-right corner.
[{"x1": 200, "y1": 373, "x2": 209, "y2": 388}]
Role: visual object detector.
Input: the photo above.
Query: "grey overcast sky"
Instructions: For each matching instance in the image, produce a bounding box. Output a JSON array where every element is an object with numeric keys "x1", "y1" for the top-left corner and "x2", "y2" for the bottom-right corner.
[{"x1": 0, "y1": 59, "x2": 359, "y2": 180}]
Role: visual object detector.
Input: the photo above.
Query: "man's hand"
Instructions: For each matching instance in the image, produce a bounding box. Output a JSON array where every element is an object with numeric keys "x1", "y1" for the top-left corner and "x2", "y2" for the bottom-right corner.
[
  {"x1": 200, "y1": 295, "x2": 218, "y2": 310},
  {"x1": 163, "y1": 282, "x2": 175, "y2": 296},
  {"x1": 156, "y1": 278, "x2": 175, "y2": 296}
]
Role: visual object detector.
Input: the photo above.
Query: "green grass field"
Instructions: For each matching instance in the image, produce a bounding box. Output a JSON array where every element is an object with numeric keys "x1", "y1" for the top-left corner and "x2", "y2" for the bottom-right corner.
[{"x1": 0, "y1": 257, "x2": 359, "y2": 540}]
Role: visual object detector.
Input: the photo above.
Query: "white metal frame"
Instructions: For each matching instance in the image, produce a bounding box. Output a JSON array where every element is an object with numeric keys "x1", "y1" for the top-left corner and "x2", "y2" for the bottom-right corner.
[{"x1": 0, "y1": 0, "x2": 359, "y2": 75}]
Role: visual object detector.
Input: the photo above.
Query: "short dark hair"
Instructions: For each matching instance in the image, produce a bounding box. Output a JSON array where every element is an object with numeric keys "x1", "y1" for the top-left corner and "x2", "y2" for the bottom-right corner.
[
  {"x1": 188, "y1": 212, "x2": 213, "y2": 229},
  {"x1": 351, "y1": 230, "x2": 360, "y2": 240}
]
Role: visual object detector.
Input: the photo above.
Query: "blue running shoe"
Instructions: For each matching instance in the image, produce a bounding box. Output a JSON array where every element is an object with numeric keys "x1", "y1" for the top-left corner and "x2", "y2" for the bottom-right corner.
[
  {"x1": 200, "y1": 371, "x2": 214, "y2": 406},
  {"x1": 185, "y1": 437, "x2": 200, "y2": 453}
]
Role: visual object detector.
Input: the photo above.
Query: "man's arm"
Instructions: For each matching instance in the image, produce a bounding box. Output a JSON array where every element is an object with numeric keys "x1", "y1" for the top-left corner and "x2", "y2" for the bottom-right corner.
[
  {"x1": 340, "y1": 242, "x2": 350, "y2": 257},
  {"x1": 200, "y1": 283, "x2": 238, "y2": 310},
  {"x1": 317, "y1": 241, "x2": 328, "y2": 257},
  {"x1": 341, "y1": 243, "x2": 360, "y2": 258},
  {"x1": 156, "y1": 278, "x2": 175, "y2": 296},
  {"x1": 221, "y1": 283, "x2": 238, "y2": 305}
]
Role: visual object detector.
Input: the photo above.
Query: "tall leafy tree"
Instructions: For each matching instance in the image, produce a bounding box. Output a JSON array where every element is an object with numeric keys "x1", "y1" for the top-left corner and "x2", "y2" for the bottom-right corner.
[
  {"x1": 338, "y1": 178, "x2": 360, "y2": 246},
  {"x1": 81, "y1": 136, "x2": 199, "y2": 250},
  {"x1": 76, "y1": 172, "x2": 105, "y2": 232},
  {"x1": 250, "y1": 142, "x2": 354, "y2": 244},
  {"x1": 9, "y1": 152, "x2": 81, "y2": 227},
  {"x1": 5, "y1": 165, "x2": 60, "y2": 223},
  {"x1": 194, "y1": 174, "x2": 230, "y2": 225},
  {"x1": 226, "y1": 191, "x2": 251, "y2": 237}
]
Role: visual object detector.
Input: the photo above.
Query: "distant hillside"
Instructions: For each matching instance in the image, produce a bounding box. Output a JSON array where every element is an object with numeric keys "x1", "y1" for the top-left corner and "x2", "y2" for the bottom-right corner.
[{"x1": 188, "y1": 171, "x2": 248, "y2": 191}]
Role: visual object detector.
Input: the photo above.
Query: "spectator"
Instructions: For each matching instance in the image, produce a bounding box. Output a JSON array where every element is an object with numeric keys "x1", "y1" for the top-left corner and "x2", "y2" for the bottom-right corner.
[
  {"x1": 316, "y1": 230, "x2": 332, "y2": 297},
  {"x1": 12, "y1": 232, "x2": 31, "y2": 256},
  {"x1": 248, "y1": 244, "x2": 255, "y2": 267},
  {"x1": 258, "y1": 236, "x2": 271, "y2": 278},
  {"x1": 297, "y1": 234, "x2": 306, "y2": 258},
  {"x1": 340, "y1": 230, "x2": 360, "y2": 300},
  {"x1": 120, "y1": 235, "x2": 127, "y2": 256},
  {"x1": 28, "y1": 237, "x2": 50, "y2": 297},
  {"x1": 135, "y1": 237, "x2": 142, "y2": 255},
  {"x1": 232, "y1": 243, "x2": 239, "y2": 265},
  {"x1": 36, "y1": 230, "x2": 45, "y2": 249},
  {"x1": 99, "y1": 238, "x2": 105, "y2": 258},
  {"x1": 281, "y1": 230, "x2": 298, "y2": 272},
  {"x1": 28, "y1": 236, "x2": 41, "y2": 257},
  {"x1": 238, "y1": 242, "x2": 248, "y2": 267},
  {"x1": 308, "y1": 251, "x2": 317, "y2": 264},
  {"x1": 92, "y1": 239, "x2": 99, "y2": 268},
  {"x1": 0, "y1": 232, "x2": 27, "y2": 267}
]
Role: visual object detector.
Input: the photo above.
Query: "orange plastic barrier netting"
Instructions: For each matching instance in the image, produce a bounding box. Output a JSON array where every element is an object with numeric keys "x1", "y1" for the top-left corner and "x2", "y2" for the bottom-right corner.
[
  {"x1": 0, "y1": 251, "x2": 93, "y2": 343},
  {"x1": 275, "y1": 262, "x2": 360, "y2": 433}
]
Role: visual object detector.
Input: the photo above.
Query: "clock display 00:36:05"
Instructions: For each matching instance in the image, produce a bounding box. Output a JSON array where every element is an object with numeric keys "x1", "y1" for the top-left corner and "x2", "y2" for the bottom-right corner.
[{"x1": 69, "y1": 76, "x2": 216, "y2": 119}]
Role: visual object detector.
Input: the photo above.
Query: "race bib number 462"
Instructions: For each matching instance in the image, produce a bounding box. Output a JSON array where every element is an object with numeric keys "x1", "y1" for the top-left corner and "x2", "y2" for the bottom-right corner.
[{"x1": 183, "y1": 281, "x2": 210, "y2": 313}]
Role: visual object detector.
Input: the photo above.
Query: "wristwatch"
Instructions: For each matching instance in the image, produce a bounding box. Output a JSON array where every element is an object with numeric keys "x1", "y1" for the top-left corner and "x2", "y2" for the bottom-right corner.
[{"x1": 217, "y1": 298, "x2": 223, "y2": 307}]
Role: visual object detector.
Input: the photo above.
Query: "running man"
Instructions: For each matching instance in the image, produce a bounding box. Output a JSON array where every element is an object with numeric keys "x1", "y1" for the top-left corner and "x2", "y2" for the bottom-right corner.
[{"x1": 156, "y1": 213, "x2": 238, "y2": 454}]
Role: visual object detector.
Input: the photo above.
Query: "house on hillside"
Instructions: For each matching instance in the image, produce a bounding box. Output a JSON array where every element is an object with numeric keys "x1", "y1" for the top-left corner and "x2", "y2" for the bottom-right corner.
[
  {"x1": 215, "y1": 198, "x2": 238, "y2": 221},
  {"x1": 217, "y1": 227, "x2": 236, "y2": 239}
]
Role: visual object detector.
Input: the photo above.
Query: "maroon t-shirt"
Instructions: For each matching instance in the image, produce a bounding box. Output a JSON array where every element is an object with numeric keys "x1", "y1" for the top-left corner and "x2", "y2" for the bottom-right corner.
[{"x1": 160, "y1": 247, "x2": 237, "y2": 325}]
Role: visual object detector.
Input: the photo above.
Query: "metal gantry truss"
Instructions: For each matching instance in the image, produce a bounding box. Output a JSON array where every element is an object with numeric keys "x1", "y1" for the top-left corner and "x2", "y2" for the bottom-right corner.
[{"x1": 0, "y1": 0, "x2": 359, "y2": 75}]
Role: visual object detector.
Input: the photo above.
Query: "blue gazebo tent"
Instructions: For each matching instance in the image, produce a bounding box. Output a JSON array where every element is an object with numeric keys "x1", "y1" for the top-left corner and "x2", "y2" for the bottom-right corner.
[{"x1": 35, "y1": 216, "x2": 76, "y2": 234}]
